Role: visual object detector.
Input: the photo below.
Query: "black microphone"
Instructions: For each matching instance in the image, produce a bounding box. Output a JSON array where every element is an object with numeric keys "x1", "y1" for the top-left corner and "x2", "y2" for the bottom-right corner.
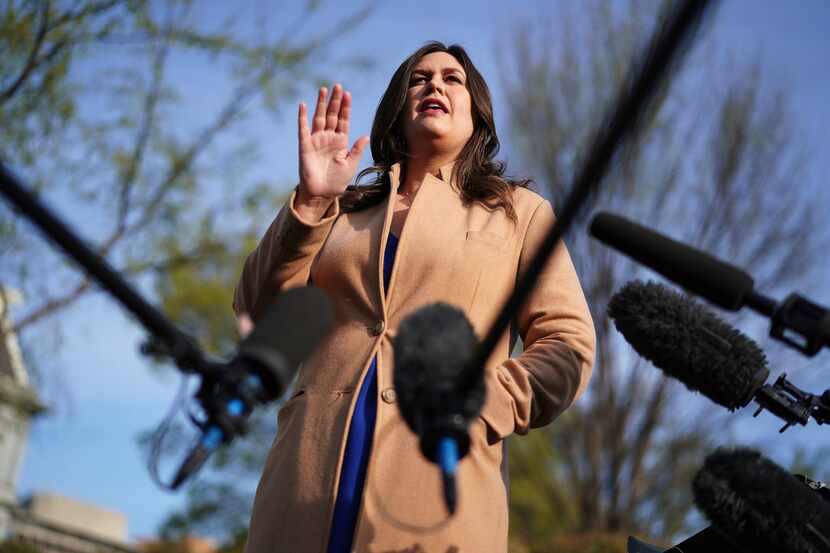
[
  {"x1": 608, "y1": 280, "x2": 769, "y2": 410},
  {"x1": 590, "y1": 212, "x2": 830, "y2": 357},
  {"x1": 393, "y1": 302, "x2": 486, "y2": 515},
  {"x1": 609, "y1": 281, "x2": 830, "y2": 432},
  {"x1": 590, "y1": 212, "x2": 755, "y2": 311},
  {"x1": 237, "y1": 285, "x2": 333, "y2": 395},
  {"x1": 693, "y1": 447, "x2": 830, "y2": 553},
  {"x1": 172, "y1": 286, "x2": 333, "y2": 488}
]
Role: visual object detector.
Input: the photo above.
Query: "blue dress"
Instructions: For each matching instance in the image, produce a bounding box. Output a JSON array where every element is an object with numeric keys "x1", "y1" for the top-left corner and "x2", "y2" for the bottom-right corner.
[{"x1": 326, "y1": 233, "x2": 399, "y2": 553}]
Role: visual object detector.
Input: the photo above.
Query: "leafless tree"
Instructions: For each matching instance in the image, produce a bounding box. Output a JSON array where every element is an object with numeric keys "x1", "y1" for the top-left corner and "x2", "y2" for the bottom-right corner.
[{"x1": 500, "y1": 1, "x2": 828, "y2": 547}]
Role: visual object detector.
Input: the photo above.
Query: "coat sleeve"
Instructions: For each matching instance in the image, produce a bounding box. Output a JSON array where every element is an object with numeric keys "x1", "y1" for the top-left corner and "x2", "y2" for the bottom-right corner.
[
  {"x1": 232, "y1": 190, "x2": 339, "y2": 320},
  {"x1": 481, "y1": 198, "x2": 596, "y2": 440}
]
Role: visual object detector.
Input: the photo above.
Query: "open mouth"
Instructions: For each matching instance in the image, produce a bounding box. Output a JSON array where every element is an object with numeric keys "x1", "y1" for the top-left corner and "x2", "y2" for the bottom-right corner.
[{"x1": 418, "y1": 97, "x2": 448, "y2": 114}]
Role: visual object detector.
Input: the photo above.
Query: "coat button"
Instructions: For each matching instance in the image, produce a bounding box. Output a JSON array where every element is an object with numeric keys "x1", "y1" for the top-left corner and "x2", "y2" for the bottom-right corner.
[
  {"x1": 381, "y1": 388, "x2": 397, "y2": 403},
  {"x1": 369, "y1": 320, "x2": 385, "y2": 336}
]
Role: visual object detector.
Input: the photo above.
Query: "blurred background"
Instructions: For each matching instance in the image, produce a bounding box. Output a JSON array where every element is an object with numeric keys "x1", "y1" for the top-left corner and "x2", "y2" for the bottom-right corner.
[{"x1": 1, "y1": 1, "x2": 829, "y2": 552}]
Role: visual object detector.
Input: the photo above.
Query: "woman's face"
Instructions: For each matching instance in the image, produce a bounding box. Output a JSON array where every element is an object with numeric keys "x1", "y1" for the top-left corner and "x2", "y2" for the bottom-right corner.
[{"x1": 401, "y1": 51, "x2": 474, "y2": 158}]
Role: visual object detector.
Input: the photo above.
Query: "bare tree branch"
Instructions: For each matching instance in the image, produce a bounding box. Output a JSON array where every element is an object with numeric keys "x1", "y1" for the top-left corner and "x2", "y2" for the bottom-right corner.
[
  {"x1": 10, "y1": 236, "x2": 228, "y2": 334},
  {"x1": 11, "y1": 278, "x2": 95, "y2": 333},
  {"x1": 0, "y1": 3, "x2": 50, "y2": 103},
  {"x1": 115, "y1": 6, "x2": 174, "y2": 229},
  {"x1": 1, "y1": 0, "x2": 125, "y2": 104},
  {"x1": 504, "y1": 1, "x2": 829, "y2": 544}
]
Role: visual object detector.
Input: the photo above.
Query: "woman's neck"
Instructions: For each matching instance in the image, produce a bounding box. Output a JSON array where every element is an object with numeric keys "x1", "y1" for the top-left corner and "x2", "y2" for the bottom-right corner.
[{"x1": 400, "y1": 153, "x2": 456, "y2": 195}]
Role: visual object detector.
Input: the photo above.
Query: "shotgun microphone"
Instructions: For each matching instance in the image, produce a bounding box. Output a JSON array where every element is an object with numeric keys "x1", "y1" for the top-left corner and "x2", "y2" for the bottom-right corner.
[
  {"x1": 608, "y1": 281, "x2": 830, "y2": 432},
  {"x1": 693, "y1": 448, "x2": 830, "y2": 553},
  {"x1": 608, "y1": 280, "x2": 769, "y2": 409},
  {"x1": 590, "y1": 212, "x2": 755, "y2": 310},
  {"x1": 590, "y1": 212, "x2": 830, "y2": 357}
]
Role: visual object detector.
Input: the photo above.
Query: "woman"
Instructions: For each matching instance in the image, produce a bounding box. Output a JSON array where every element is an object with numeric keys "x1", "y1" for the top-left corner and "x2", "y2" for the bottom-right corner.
[{"x1": 233, "y1": 42, "x2": 595, "y2": 553}]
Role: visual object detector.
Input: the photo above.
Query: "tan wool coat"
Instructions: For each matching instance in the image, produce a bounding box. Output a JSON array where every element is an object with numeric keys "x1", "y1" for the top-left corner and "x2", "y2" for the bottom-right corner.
[{"x1": 233, "y1": 163, "x2": 596, "y2": 553}]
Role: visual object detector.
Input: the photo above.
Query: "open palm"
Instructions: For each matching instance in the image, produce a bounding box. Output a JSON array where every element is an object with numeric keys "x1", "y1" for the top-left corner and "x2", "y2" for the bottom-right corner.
[{"x1": 298, "y1": 84, "x2": 369, "y2": 200}]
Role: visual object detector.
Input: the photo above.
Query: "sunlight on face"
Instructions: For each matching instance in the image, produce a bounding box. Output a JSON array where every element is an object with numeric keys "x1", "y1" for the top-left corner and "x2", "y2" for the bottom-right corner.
[{"x1": 402, "y1": 51, "x2": 474, "y2": 158}]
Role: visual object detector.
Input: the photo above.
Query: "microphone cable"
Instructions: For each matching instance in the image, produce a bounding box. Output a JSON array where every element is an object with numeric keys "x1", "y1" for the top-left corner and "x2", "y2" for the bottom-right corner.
[{"x1": 147, "y1": 372, "x2": 194, "y2": 490}]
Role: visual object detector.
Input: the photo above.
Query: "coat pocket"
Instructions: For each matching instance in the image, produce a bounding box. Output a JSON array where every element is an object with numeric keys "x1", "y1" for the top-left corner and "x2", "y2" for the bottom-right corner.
[
  {"x1": 463, "y1": 230, "x2": 514, "y2": 334},
  {"x1": 275, "y1": 388, "x2": 307, "y2": 445},
  {"x1": 466, "y1": 230, "x2": 507, "y2": 251},
  {"x1": 477, "y1": 369, "x2": 518, "y2": 444}
]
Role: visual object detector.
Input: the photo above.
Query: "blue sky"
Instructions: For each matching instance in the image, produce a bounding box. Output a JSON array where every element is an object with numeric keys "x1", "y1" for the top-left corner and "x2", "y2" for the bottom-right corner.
[{"x1": 14, "y1": 0, "x2": 830, "y2": 543}]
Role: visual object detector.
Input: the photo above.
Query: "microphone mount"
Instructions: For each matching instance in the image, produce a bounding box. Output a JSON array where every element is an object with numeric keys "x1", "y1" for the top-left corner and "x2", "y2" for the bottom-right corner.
[
  {"x1": 746, "y1": 289, "x2": 830, "y2": 356},
  {"x1": 168, "y1": 356, "x2": 273, "y2": 489},
  {"x1": 768, "y1": 293, "x2": 830, "y2": 357},
  {"x1": 753, "y1": 373, "x2": 830, "y2": 432}
]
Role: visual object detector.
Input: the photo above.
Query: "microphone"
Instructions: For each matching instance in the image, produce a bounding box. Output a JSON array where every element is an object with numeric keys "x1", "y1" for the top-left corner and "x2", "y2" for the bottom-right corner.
[
  {"x1": 608, "y1": 280, "x2": 769, "y2": 410},
  {"x1": 590, "y1": 212, "x2": 755, "y2": 311},
  {"x1": 393, "y1": 302, "x2": 486, "y2": 515},
  {"x1": 172, "y1": 286, "x2": 333, "y2": 488},
  {"x1": 237, "y1": 285, "x2": 333, "y2": 394},
  {"x1": 693, "y1": 447, "x2": 830, "y2": 553},
  {"x1": 608, "y1": 281, "x2": 830, "y2": 432},
  {"x1": 590, "y1": 212, "x2": 830, "y2": 357}
]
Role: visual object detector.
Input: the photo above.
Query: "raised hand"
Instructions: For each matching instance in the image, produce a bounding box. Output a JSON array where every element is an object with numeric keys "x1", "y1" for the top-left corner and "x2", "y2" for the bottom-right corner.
[{"x1": 296, "y1": 84, "x2": 369, "y2": 209}]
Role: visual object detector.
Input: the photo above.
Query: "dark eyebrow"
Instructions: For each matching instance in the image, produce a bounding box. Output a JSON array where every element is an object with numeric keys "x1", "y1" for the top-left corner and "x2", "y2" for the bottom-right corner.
[{"x1": 411, "y1": 67, "x2": 466, "y2": 77}]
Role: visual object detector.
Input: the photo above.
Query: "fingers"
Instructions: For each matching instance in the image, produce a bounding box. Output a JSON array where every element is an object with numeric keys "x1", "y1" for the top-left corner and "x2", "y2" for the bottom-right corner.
[
  {"x1": 349, "y1": 135, "x2": 370, "y2": 160},
  {"x1": 298, "y1": 102, "x2": 310, "y2": 145},
  {"x1": 312, "y1": 86, "x2": 327, "y2": 132},
  {"x1": 309, "y1": 83, "x2": 355, "y2": 136},
  {"x1": 336, "y1": 90, "x2": 351, "y2": 135},
  {"x1": 325, "y1": 84, "x2": 343, "y2": 131}
]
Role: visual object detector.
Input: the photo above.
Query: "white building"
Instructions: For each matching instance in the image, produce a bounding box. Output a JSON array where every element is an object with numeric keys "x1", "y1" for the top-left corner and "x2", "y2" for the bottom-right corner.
[{"x1": 0, "y1": 287, "x2": 135, "y2": 553}]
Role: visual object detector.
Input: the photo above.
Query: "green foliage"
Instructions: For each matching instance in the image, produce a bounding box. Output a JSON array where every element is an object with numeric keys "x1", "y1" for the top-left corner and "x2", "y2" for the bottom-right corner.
[
  {"x1": 509, "y1": 532, "x2": 631, "y2": 553},
  {"x1": 535, "y1": 533, "x2": 630, "y2": 553},
  {"x1": 0, "y1": 0, "x2": 372, "y2": 342},
  {"x1": 508, "y1": 428, "x2": 579, "y2": 543},
  {"x1": 151, "y1": 181, "x2": 287, "y2": 354},
  {"x1": 216, "y1": 532, "x2": 246, "y2": 553},
  {"x1": 154, "y1": 229, "x2": 254, "y2": 357},
  {"x1": 0, "y1": 540, "x2": 42, "y2": 553},
  {"x1": 0, "y1": 0, "x2": 122, "y2": 169}
]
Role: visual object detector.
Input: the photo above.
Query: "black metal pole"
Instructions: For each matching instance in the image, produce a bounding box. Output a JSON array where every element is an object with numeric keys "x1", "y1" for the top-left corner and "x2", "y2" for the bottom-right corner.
[
  {"x1": 464, "y1": 0, "x2": 715, "y2": 388},
  {"x1": 0, "y1": 161, "x2": 204, "y2": 372}
]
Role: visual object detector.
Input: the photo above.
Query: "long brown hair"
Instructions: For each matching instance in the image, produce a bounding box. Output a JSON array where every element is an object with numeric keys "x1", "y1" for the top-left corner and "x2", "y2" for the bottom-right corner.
[{"x1": 340, "y1": 41, "x2": 530, "y2": 221}]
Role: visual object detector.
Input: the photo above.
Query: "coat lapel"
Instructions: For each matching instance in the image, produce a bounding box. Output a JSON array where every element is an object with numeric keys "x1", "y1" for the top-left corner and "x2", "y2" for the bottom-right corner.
[
  {"x1": 376, "y1": 163, "x2": 401, "y2": 316},
  {"x1": 384, "y1": 162, "x2": 472, "y2": 319}
]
